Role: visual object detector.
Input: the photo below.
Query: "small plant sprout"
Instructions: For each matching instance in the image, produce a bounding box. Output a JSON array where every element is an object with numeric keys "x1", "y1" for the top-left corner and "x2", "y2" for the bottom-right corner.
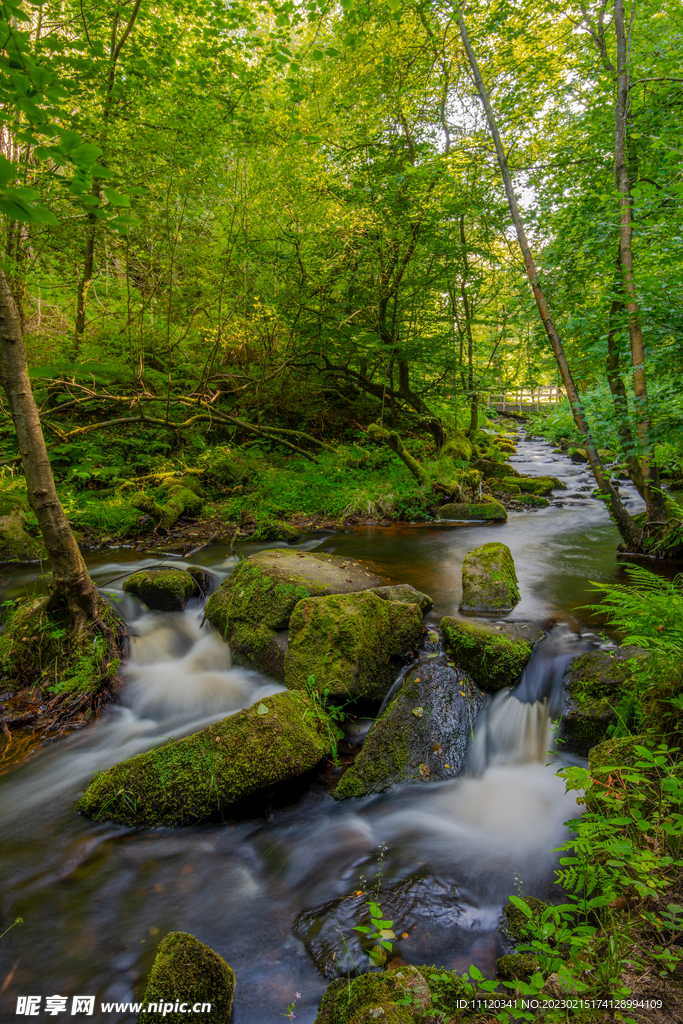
[
  {"x1": 282, "y1": 991, "x2": 301, "y2": 1020},
  {"x1": 354, "y1": 901, "x2": 395, "y2": 967}
]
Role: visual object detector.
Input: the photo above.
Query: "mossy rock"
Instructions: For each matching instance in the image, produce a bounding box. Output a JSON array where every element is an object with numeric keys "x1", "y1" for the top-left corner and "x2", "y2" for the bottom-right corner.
[
  {"x1": 500, "y1": 897, "x2": 548, "y2": 943},
  {"x1": 76, "y1": 689, "x2": 332, "y2": 826},
  {"x1": 441, "y1": 617, "x2": 542, "y2": 690},
  {"x1": 493, "y1": 480, "x2": 522, "y2": 496},
  {"x1": 474, "y1": 458, "x2": 521, "y2": 480},
  {"x1": 133, "y1": 479, "x2": 203, "y2": 531},
  {"x1": 137, "y1": 932, "x2": 234, "y2": 1023},
  {"x1": 505, "y1": 476, "x2": 558, "y2": 497},
  {"x1": 314, "y1": 965, "x2": 472, "y2": 1024},
  {"x1": 558, "y1": 647, "x2": 648, "y2": 756},
  {"x1": 588, "y1": 734, "x2": 647, "y2": 777},
  {"x1": 570, "y1": 448, "x2": 588, "y2": 464},
  {"x1": 334, "y1": 658, "x2": 486, "y2": 799},
  {"x1": 597, "y1": 449, "x2": 617, "y2": 462},
  {"x1": 461, "y1": 542, "x2": 520, "y2": 612},
  {"x1": 442, "y1": 430, "x2": 473, "y2": 462},
  {"x1": 0, "y1": 510, "x2": 45, "y2": 563},
  {"x1": 205, "y1": 550, "x2": 387, "y2": 681},
  {"x1": 437, "y1": 500, "x2": 507, "y2": 522},
  {"x1": 516, "y1": 494, "x2": 550, "y2": 508},
  {"x1": 285, "y1": 591, "x2": 422, "y2": 701},
  {"x1": 497, "y1": 952, "x2": 541, "y2": 982},
  {"x1": 123, "y1": 567, "x2": 198, "y2": 611},
  {"x1": 252, "y1": 518, "x2": 301, "y2": 542},
  {"x1": 367, "y1": 584, "x2": 433, "y2": 614},
  {"x1": 497, "y1": 441, "x2": 518, "y2": 454}
]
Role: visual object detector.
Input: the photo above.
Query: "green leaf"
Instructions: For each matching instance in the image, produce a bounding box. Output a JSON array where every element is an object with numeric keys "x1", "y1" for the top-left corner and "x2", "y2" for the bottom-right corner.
[
  {"x1": 257, "y1": 703, "x2": 269, "y2": 715},
  {"x1": 103, "y1": 188, "x2": 131, "y2": 207},
  {"x1": 508, "y1": 895, "x2": 533, "y2": 919}
]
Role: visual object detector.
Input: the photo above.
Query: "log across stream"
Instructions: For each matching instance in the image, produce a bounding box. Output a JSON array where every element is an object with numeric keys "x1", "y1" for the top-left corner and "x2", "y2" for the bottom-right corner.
[{"x1": 0, "y1": 434, "x2": 650, "y2": 1022}]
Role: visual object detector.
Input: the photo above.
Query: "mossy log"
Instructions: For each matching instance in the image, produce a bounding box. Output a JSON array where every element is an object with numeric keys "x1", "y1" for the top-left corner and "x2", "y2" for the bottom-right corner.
[
  {"x1": 76, "y1": 689, "x2": 333, "y2": 826},
  {"x1": 132, "y1": 477, "x2": 203, "y2": 531},
  {"x1": 137, "y1": 932, "x2": 235, "y2": 1024},
  {"x1": 367, "y1": 423, "x2": 429, "y2": 485}
]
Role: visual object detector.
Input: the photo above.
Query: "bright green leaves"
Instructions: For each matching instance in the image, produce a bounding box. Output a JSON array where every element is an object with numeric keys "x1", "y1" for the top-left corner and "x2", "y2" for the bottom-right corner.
[{"x1": 102, "y1": 188, "x2": 130, "y2": 207}]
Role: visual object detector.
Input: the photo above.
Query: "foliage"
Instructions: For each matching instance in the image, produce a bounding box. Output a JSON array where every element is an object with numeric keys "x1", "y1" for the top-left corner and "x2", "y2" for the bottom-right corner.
[{"x1": 584, "y1": 564, "x2": 683, "y2": 656}]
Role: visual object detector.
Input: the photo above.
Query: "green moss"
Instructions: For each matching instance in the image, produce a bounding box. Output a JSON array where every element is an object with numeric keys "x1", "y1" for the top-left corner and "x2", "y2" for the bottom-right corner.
[
  {"x1": 123, "y1": 568, "x2": 197, "y2": 611},
  {"x1": 0, "y1": 510, "x2": 45, "y2": 562},
  {"x1": 77, "y1": 689, "x2": 332, "y2": 826},
  {"x1": 137, "y1": 932, "x2": 234, "y2": 1024},
  {"x1": 474, "y1": 458, "x2": 520, "y2": 480},
  {"x1": 559, "y1": 648, "x2": 648, "y2": 755},
  {"x1": 441, "y1": 617, "x2": 533, "y2": 690},
  {"x1": 503, "y1": 475, "x2": 557, "y2": 496},
  {"x1": 496, "y1": 953, "x2": 541, "y2": 982},
  {"x1": 571, "y1": 448, "x2": 588, "y2": 463},
  {"x1": 0, "y1": 595, "x2": 121, "y2": 698},
  {"x1": 285, "y1": 591, "x2": 422, "y2": 700},
  {"x1": 494, "y1": 480, "x2": 522, "y2": 495},
  {"x1": 516, "y1": 494, "x2": 550, "y2": 507},
  {"x1": 461, "y1": 542, "x2": 520, "y2": 612},
  {"x1": 442, "y1": 430, "x2": 473, "y2": 462},
  {"x1": 501, "y1": 898, "x2": 548, "y2": 942},
  {"x1": 437, "y1": 501, "x2": 507, "y2": 521},
  {"x1": 314, "y1": 965, "x2": 473, "y2": 1024},
  {"x1": 368, "y1": 584, "x2": 433, "y2": 614}
]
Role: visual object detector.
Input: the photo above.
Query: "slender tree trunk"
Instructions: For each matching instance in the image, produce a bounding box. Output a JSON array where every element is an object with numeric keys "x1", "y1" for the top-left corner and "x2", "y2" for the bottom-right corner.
[
  {"x1": 454, "y1": 5, "x2": 641, "y2": 549},
  {"x1": 0, "y1": 270, "x2": 99, "y2": 628},
  {"x1": 606, "y1": 260, "x2": 645, "y2": 496},
  {"x1": 614, "y1": 0, "x2": 665, "y2": 520},
  {"x1": 75, "y1": 203, "x2": 97, "y2": 344}
]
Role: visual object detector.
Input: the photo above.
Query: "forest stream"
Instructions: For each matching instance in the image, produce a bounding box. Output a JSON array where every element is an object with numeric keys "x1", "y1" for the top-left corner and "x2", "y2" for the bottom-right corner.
[{"x1": 0, "y1": 433, "x2": 648, "y2": 1023}]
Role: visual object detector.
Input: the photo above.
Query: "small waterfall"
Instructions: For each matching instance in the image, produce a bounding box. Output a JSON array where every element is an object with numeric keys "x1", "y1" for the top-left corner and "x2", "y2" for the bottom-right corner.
[{"x1": 468, "y1": 624, "x2": 595, "y2": 774}]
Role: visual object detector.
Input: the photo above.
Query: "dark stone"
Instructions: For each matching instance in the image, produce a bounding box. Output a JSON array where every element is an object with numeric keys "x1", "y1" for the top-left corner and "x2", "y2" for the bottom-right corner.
[{"x1": 122, "y1": 567, "x2": 197, "y2": 611}]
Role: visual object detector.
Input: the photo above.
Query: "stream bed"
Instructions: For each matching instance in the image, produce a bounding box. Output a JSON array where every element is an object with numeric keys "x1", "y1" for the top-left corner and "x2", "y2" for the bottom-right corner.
[{"x1": 0, "y1": 434, "x2": 647, "y2": 1022}]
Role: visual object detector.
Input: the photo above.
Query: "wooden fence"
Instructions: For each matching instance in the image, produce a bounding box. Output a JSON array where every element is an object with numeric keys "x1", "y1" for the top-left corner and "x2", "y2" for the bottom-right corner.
[{"x1": 486, "y1": 386, "x2": 563, "y2": 412}]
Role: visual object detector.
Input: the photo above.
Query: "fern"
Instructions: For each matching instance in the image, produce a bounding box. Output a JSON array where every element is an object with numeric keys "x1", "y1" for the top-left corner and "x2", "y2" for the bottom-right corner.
[{"x1": 583, "y1": 563, "x2": 683, "y2": 655}]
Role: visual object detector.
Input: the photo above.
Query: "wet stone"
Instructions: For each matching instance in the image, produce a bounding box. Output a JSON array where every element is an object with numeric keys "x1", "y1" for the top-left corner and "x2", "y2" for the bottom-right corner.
[
  {"x1": 334, "y1": 657, "x2": 486, "y2": 799},
  {"x1": 461, "y1": 542, "x2": 520, "y2": 613},
  {"x1": 122, "y1": 567, "x2": 198, "y2": 611}
]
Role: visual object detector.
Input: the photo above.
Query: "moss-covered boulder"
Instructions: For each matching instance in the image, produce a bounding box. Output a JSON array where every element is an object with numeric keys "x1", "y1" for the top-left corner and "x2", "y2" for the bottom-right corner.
[
  {"x1": 442, "y1": 430, "x2": 473, "y2": 462},
  {"x1": 437, "y1": 500, "x2": 507, "y2": 522},
  {"x1": 77, "y1": 689, "x2": 332, "y2": 826},
  {"x1": 504, "y1": 475, "x2": 561, "y2": 497},
  {"x1": 137, "y1": 932, "x2": 234, "y2": 1024},
  {"x1": 285, "y1": 591, "x2": 422, "y2": 701},
  {"x1": 570, "y1": 448, "x2": 588, "y2": 463},
  {"x1": 493, "y1": 480, "x2": 522, "y2": 495},
  {"x1": 367, "y1": 584, "x2": 433, "y2": 614},
  {"x1": 441, "y1": 617, "x2": 543, "y2": 690},
  {"x1": 0, "y1": 509, "x2": 45, "y2": 562},
  {"x1": 500, "y1": 897, "x2": 548, "y2": 943},
  {"x1": 461, "y1": 542, "x2": 520, "y2": 613},
  {"x1": 497, "y1": 952, "x2": 541, "y2": 982},
  {"x1": 558, "y1": 646, "x2": 647, "y2": 756},
  {"x1": 516, "y1": 494, "x2": 550, "y2": 508},
  {"x1": 475, "y1": 459, "x2": 521, "y2": 480},
  {"x1": 205, "y1": 550, "x2": 387, "y2": 680},
  {"x1": 334, "y1": 658, "x2": 486, "y2": 799},
  {"x1": 123, "y1": 567, "x2": 198, "y2": 611},
  {"x1": 314, "y1": 965, "x2": 472, "y2": 1024}
]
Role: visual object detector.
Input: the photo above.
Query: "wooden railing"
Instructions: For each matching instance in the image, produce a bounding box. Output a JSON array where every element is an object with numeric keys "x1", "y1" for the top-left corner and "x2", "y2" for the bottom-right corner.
[{"x1": 486, "y1": 386, "x2": 563, "y2": 412}]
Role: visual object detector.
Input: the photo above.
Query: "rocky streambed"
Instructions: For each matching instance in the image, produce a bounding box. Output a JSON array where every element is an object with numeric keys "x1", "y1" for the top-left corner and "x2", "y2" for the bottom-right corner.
[{"x1": 0, "y1": 431, "x2": 651, "y2": 1022}]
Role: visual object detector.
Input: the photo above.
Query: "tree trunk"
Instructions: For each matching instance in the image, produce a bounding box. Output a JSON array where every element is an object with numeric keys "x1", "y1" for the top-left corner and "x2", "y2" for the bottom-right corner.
[
  {"x1": 614, "y1": 0, "x2": 665, "y2": 521},
  {"x1": 74, "y1": 206, "x2": 97, "y2": 345},
  {"x1": 606, "y1": 264, "x2": 645, "y2": 496},
  {"x1": 455, "y1": 5, "x2": 641, "y2": 550},
  {"x1": 0, "y1": 270, "x2": 100, "y2": 628}
]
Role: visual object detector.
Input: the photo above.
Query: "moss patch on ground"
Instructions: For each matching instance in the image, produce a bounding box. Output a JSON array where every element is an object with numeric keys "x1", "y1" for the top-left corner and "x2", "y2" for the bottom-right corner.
[
  {"x1": 122, "y1": 567, "x2": 198, "y2": 611},
  {"x1": 460, "y1": 542, "x2": 520, "y2": 612},
  {"x1": 334, "y1": 658, "x2": 486, "y2": 798},
  {"x1": 441, "y1": 617, "x2": 539, "y2": 690},
  {"x1": 285, "y1": 591, "x2": 423, "y2": 701},
  {"x1": 137, "y1": 932, "x2": 234, "y2": 1023},
  {"x1": 314, "y1": 965, "x2": 475, "y2": 1024},
  {"x1": 76, "y1": 689, "x2": 332, "y2": 826},
  {"x1": 205, "y1": 549, "x2": 388, "y2": 680}
]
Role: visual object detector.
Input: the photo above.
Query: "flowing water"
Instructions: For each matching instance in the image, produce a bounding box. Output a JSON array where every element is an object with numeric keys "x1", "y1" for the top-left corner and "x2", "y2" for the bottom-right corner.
[{"x1": 0, "y1": 433, "x2": 648, "y2": 1022}]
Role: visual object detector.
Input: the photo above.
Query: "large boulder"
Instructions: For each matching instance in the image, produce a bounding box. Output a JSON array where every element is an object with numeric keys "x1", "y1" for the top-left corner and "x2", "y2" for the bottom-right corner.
[
  {"x1": 475, "y1": 459, "x2": 521, "y2": 480},
  {"x1": 123, "y1": 567, "x2": 198, "y2": 611},
  {"x1": 442, "y1": 431, "x2": 473, "y2": 462},
  {"x1": 0, "y1": 509, "x2": 45, "y2": 563},
  {"x1": 441, "y1": 617, "x2": 543, "y2": 690},
  {"x1": 137, "y1": 932, "x2": 235, "y2": 1024},
  {"x1": 76, "y1": 690, "x2": 332, "y2": 826},
  {"x1": 205, "y1": 550, "x2": 387, "y2": 680},
  {"x1": 461, "y1": 541, "x2": 520, "y2": 612},
  {"x1": 334, "y1": 658, "x2": 486, "y2": 799},
  {"x1": 503, "y1": 476, "x2": 561, "y2": 496},
  {"x1": 284, "y1": 591, "x2": 422, "y2": 701},
  {"x1": 437, "y1": 500, "x2": 507, "y2": 522},
  {"x1": 558, "y1": 647, "x2": 648, "y2": 756}
]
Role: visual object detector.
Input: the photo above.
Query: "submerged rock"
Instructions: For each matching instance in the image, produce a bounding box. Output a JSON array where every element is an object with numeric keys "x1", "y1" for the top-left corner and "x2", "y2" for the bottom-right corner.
[
  {"x1": 461, "y1": 542, "x2": 520, "y2": 613},
  {"x1": 334, "y1": 658, "x2": 486, "y2": 799},
  {"x1": 314, "y1": 959, "x2": 470, "y2": 1024},
  {"x1": 296, "y1": 876, "x2": 465, "y2": 980},
  {"x1": 441, "y1": 618, "x2": 543, "y2": 690},
  {"x1": 123, "y1": 567, "x2": 198, "y2": 611},
  {"x1": 0, "y1": 509, "x2": 45, "y2": 563},
  {"x1": 205, "y1": 549, "x2": 387, "y2": 680},
  {"x1": 137, "y1": 932, "x2": 235, "y2": 1024},
  {"x1": 285, "y1": 591, "x2": 422, "y2": 701},
  {"x1": 437, "y1": 500, "x2": 507, "y2": 522},
  {"x1": 368, "y1": 584, "x2": 433, "y2": 614},
  {"x1": 558, "y1": 647, "x2": 647, "y2": 756},
  {"x1": 76, "y1": 690, "x2": 332, "y2": 826}
]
